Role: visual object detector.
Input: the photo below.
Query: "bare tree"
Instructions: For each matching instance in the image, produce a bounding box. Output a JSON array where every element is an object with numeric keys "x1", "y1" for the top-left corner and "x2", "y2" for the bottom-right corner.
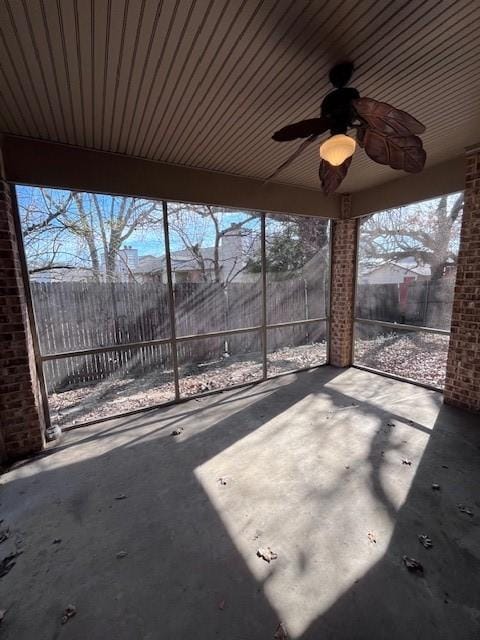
[
  {"x1": 359, "y1": 193, "x2": 463, "y2": 282},
  {"x1": 65, "y1": 193, "x2": 161, "y2": 280},
  {"x1": 167, "y1": 203, "x2": 259, "y2": 287},
  {"x1": 17, "y1": 188, "x2": 162, "y2": 280}
]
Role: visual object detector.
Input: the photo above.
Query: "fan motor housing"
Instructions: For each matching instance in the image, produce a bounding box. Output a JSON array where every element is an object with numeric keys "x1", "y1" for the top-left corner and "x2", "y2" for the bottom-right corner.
[{"x1": 321, "y1": 87, "x2": 360, "y2": 134}]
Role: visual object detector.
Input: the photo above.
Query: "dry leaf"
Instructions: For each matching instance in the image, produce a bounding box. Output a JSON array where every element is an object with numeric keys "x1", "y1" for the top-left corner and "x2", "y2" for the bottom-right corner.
[
  {"x1": 116, "y1": 551, "x2": 128, "y2": 559},
  {"x1": 115, "y1": 494, "x2": 127, "y2": 500},
  {"x1": 0, "y1": 609, "x2": 6, "y2": 623},
  {"x1": 367, "y1": 532, "x2": 377, "y2": 544},
  {"x1": 418, "y1": 535, "x2": 432, "y2": 549},
  {"x1": 274, "y1": 622, "x2": 288, "y2": 639},
  {"x1": 218, "y1": 599, "x2": 225, "y2": 611},
  {"x1": 403, "y1": 556, "x2": 423, "y2": 574},
  {"x1": 53, "y1": 538, "x2": 62, "y2": 544},
  {"x1": 402, "y1": 459, "x2": 412, "y2": 466},
  {"x1": 457, "y1": 504, "x2": 474, "y2": 517},
  {"x1": 257, "y1": 547, "x2": 278, "y2": 563},
  {"x1": 431, "y1": 483, "x2": 441, "y2": 491},
  {"x1": 61, "y1": 605, "x2": 76, "y2": 625},
  {"x1": 218, "y1": 477, "x2": 227, "y2": 486},
  {"x1": 0, "y1": 529, "x2": 10, "y2": 544},
  {"x1": 171, "y1": 428, "x2": 183, "y2": 436},
  {"x1": 0, "y1": 552, "x2": 20, "y2": 578}
]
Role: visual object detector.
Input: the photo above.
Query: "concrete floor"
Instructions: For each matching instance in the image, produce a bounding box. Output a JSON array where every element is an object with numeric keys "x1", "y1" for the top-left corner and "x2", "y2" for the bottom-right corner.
[{"x1": 1, "y1": 366, "x2": 479, "y2": 639}]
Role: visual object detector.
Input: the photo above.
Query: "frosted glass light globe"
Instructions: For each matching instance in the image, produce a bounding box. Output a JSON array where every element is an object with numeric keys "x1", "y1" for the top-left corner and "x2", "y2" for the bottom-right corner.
[{"x1": 319, "y1": 134, "x2": 356, "y2": 166}]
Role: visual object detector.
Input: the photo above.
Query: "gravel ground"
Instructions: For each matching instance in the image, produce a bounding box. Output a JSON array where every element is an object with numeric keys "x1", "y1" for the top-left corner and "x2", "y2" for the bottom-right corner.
[
  {"x1": 354, "y1": 331, "x2": 449, "y2": 388},
  {"x1": 49, "y1": 343, "x2": 328, "y2": 428}
]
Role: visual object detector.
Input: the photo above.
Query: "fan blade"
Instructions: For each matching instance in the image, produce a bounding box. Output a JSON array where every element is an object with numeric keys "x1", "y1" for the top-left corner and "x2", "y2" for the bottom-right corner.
[
  {"x1": 264, "y1": 135, "x2": 319, "y2": 183},
  {"x1": 319, "y1": 156, "x2": 352, "y2": 195},
  {"x1": 353, "y1": 97, "x2": 426, "y2": 136},
  {"x1": 356, "y1": 125, "x2": 366, "y2": 148},
  {"x1": 362, "y1": 129, "x2": 426, "y2": 172},
  {"x1": 272, "y1": 117, "x2": 329, "y2": 141}
]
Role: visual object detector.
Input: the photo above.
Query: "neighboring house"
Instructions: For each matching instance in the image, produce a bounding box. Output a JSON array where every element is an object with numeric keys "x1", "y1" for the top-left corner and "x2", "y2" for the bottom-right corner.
[
  {"x1": 135, "y1": 229, "x2": 259, "y2": 284},
  {"x1": 359, "y1": 259, "x2": 431, "y2": 285},
  {"x1": 29, "y1": 267, "x2": 95, "y2": 283},
  {"x1": 28, "y1": 230, "x2": 259, "y2": 284},
  {"x1": 100, "y1": 246, "x2": 139, "y2": 278}
]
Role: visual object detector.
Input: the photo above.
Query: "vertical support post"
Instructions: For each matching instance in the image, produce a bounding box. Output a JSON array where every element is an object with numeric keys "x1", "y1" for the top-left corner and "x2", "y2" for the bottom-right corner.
[
  {"x1": 162, "y1": 200, "x2": 180, "y2": 400},
  {"x1": 10, "y1": 186, "x2": 51, "y2": 432},
  {"x1": 444, "y1": 148, "x2": 480, "y2": 412},
  {"x1": 329, "y1": 195, "x2": 358, "y2": 367},
  {"x1": 261, "y1": 212, "x2": 267, "y2": 380},
  {"x1": 0, "y1": 156, "x2": 45, "y2": 460}
]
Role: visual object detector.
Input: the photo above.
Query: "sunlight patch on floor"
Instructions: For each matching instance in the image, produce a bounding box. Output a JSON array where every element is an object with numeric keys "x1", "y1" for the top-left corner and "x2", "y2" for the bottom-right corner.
[{"x1": 194, "y1": 391, "x2": 430, "y2": 637}]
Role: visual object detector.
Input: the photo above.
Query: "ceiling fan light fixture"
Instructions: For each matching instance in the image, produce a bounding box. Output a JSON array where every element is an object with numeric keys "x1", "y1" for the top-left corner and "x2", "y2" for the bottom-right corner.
[{"x1": 319, "y1": 134, "x2": 356, "y2": 166}]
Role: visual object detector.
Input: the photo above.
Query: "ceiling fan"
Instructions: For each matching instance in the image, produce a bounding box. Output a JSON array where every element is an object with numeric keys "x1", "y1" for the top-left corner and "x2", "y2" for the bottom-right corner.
[{"x1": 270, "y1": 62, "x2": 426, "y2": 195}]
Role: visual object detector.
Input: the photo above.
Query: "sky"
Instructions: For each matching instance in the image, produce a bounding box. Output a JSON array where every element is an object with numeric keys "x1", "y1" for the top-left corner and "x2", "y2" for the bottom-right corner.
[
  {"x1": 16, "y1": 185, "x2": 463, "y2": 271},
  {"x1": 16, "y1": 185, "x2": 262, "y2": 266}
]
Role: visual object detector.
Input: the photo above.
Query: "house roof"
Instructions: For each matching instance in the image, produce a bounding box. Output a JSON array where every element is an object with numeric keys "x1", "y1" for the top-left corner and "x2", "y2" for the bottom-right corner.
[
  {"x1": 360, "y1": 261, "x2": 431, "y2": 277},
  {"x1": 0, "y1": 1, "x2": 478, "y2": 195},
  {"x1": 136, "y1": 248, "x2": 218, "y2": 273}
]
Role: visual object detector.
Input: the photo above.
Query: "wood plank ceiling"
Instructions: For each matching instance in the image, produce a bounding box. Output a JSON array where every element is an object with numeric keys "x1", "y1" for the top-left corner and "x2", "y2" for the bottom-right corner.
[{"x1": 0, "y1": 0, "x2": 479, "y2": 193}]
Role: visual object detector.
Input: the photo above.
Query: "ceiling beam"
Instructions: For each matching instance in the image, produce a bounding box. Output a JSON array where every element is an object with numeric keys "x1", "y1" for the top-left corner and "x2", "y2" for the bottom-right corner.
[
  {"x1": 1, "y1": 136, "x2": 339, "y2": 218},
  {"x1": 349, "y1": 156, "x2": 465, "y2": 218}
]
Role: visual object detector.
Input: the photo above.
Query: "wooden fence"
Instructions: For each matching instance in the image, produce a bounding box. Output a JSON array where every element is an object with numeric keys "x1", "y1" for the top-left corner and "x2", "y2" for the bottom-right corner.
[
  {"x1": 31, "y1": 279, "x2": 327, "y2": 392},
  {"x1": 356, "y1": 280, "x2": 455, "y2": 330}
]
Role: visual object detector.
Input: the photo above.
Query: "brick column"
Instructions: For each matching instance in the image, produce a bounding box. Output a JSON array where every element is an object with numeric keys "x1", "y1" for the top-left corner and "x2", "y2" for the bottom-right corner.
[
  {"x1": 329, "y1": 195, "x2": 358, "y2": 367},
  {"x1": 444, "y1": 150, "x2": 480, "y2": 412},
  {"x1": 0, "y1": 174, "x2": 45, "y2": 460}
]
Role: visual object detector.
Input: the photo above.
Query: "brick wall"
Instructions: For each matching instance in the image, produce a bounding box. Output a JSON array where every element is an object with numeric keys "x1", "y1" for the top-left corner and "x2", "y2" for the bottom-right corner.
[
  {"x1": 0, "y1": 177, "x2": 45, "y2": 460},
  {"x1": 329, "y1": 195, "x2": 358, "y2": 367},
  {"x1": 444, "y1": 151, "x2": 480, "y2": 412}
]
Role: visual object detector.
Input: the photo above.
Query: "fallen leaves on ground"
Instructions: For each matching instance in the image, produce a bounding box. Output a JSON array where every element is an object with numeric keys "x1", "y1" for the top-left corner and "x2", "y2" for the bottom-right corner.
[
  {"x1": 116, "y1": 551, "x2": 128, "y2": 559},
  {"x1": 115, "y1": 494, "x2": 127, "y2": 500},
  {"x1": 402, "y1": 459, "x2": 412, "y2": 466},
  {"x1": 431, "y1": 483, "x2": 441, "y2": 491},
  {"x1": 61, "y1": 605, "x2": 76, "y2": 625},
  {"x1": 257, "y1": 547, "x2": 278, "y2": 563},
  {"x1": 48, "y1": 344, "x2": 327, "y2": 428},
  {"x1": 418, "y1": 534, "x2": 433, "y2": 549},
  {"x1": 457, "y1": 504, "x2": 474, "y2": 517},
  {"x1": 171, "y1": 427, "x2": 184, "y2": 436},
  {"x1": 274, "y1": 622, "x2": 288, "y2": 639},
  {"x1": 367, "y1": 532, "x2": 377, "y2": 544},
  {"x1": 403, "y1": 556, "x2": 424, "y2": 574},
  {"x1": 355, "y1": 332, "x2": 449, "y2": 388},
  {"x1": 0, "y1": 552, "x2": 21, "y2": 578}
]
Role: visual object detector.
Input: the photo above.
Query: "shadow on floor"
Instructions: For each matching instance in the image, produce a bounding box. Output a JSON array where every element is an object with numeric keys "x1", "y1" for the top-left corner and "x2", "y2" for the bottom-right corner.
[{"x1": 0, "y1": 367, "x2": 479, "y2": 639}]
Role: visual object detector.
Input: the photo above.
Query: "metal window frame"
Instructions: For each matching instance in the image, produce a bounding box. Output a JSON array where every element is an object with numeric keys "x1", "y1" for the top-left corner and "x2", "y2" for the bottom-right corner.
[
  {"x1": 354, "y1": 317, "x2": 449, "y2": 336},
  {"x1": 352, "y1": 213, "x2": 452, "y2": 390},
  {"x1": 12, "y1": 191, "x2": 331, "y2": 431}
]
